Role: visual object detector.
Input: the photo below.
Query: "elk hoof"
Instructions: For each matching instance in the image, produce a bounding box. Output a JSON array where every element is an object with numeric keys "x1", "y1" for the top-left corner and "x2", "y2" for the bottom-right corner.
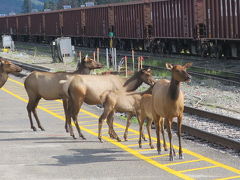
[
  {"x1": 98, "y1": 137, "x2": 103, "y2": 143},
  {"x1": 72, "y1": 136, "x2": 77, "y2": 140},
  {"x1": 179, "y1": 154, "x2": 184, "y2": 159},
  {"x1": 81, "y1": 135, "x2": 86, "y2": 140},
  {"x1": 150, "y1": 145, "x2": 154, "y2": 149},
  {"x1": 117, "y1": 138, "x2": 121, "y2": 142},
  {"x1": 32, "y1": 126, "x2": 37, "y2": 131},
  {"x1": 169, "y1": 156, "x2": 174, "y2": 161},
  {"x1": 40, "y1": 127, "x2": 45, "y2": 131},
  {"x1": 157, "y1": 150, "x2": 162, "y2": 155}
]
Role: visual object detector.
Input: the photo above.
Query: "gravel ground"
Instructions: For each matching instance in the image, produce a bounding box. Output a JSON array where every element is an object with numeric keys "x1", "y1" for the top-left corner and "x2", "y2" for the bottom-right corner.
[{"x1": 184, "y1": 114, "x2": 240, "y2": 142}]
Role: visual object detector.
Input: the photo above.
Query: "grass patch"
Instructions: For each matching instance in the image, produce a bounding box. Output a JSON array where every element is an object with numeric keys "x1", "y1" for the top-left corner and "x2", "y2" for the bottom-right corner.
[{"x1": 120, "y1": 115, "x2": 139, "y2": 124}]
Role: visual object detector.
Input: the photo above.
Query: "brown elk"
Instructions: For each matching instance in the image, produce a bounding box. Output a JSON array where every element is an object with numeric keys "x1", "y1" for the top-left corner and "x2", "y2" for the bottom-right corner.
[
  {"x1": 0, "y1": 58, "x2": 22, "y2": 88},
  {"x1": 138, "y1": 94, "x2": 167, "y2": 150},
  {"x1": 98, "y1": 84, "x2": 155, "y2": 143},
  {"x1": 24, "y1": 56, "x2": 103, "y2": 133},
  {"x1": 67, "y1": 68, "x2": 155, "y2": 139},
  {"x1": 152, "y1": 62, "x2": 192, "y2": 161}
]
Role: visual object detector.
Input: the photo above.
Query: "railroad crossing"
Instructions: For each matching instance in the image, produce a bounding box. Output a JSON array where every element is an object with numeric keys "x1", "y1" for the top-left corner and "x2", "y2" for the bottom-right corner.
[{"x1": 0, "y1": 75, "x2": 239, "y2": 180}]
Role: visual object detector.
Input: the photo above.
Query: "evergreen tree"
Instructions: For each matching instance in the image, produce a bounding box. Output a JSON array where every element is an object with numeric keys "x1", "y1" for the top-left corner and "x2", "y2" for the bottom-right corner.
[
  {"x1": 22, "y1": 0, "x2": 32, "y2": 13},
  {"x1": 44, "y1": 0, "x2": 57, "y2": 10}
]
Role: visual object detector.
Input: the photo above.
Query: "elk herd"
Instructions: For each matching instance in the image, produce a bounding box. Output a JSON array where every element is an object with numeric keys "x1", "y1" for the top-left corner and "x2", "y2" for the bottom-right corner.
[{"x1": 0, "y1": 56, "x2": 192, "y2": 161}]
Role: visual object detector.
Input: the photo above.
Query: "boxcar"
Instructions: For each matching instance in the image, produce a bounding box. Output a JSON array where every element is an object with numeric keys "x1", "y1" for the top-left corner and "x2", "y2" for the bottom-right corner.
[
  {"x1": 0, "y1": 0, "x2": 239, "y2": 57},
  {"x1": 44, "y1": 11, "x2": 62, "y2": 37},
  {"x1": 0, "y1": 17, "x2": 7, "y2": 35},
  {"x1": 62, "y1": 9, "x2": 82, "y2": 37},
  {"x1": 30, "y1": 13, "x2": 45, "y2": 36},
  {"x1": 17, "y1": 15, "x2": 30, "y2": 35},
  {"x1": 84, "y1": 6, "x2": 109, "y2": 37}
]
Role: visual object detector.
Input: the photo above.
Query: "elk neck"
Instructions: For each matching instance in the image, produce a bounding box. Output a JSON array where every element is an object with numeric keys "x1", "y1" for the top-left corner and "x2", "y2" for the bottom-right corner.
[
  {"x1": 168, "y1": 77, "x2": 180, "y2": 101},
  {"x1": 74, "y1": 63, "x2": 91, "y2": 75},
  {"x1": 123, "y1": 75, "x2": 143, "y2": 91},
  {"x1": 0, "y1": 69, "x2": 8, "y2": 88}
]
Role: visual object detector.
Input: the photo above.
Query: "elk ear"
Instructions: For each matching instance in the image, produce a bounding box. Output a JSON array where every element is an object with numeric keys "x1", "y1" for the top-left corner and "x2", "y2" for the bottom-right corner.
[
  {"x1": 184, "y1": 62, "x2": 193, "y2": 69},
  {"x1": 166, "y1": 63, "x2": 173, "y2": 70}
]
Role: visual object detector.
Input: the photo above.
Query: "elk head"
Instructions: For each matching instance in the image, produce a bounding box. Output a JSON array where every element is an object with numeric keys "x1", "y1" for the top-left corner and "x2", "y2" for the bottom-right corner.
[
  {"x1": 166, "y1": 62, "x2": 192, "y2": 82},
  {"x1": 139, "y1": 68, "x2": 156, "y2": 86},
  {"x1": 0, "y1": 59, "x2": 22, "y2": 74}
]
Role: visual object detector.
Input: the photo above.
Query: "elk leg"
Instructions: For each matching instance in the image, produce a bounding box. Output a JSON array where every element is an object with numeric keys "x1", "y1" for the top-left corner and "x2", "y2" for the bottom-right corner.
[
  {"x1": 27, "y1": 97, "x2": 40, "y2": 131},
  {"x1": 32, "y1": 99, "x2": 45, "y2": 131},
  {"x1": 138, "y1": 114, "x2": 145, "y2": 148},
  {"x1": 136, "y1": 113, "x2": 146, "y2": 141},
  {"x1": 166, "y1": 118, "x2": 174, "y2": 161},
  {"x1": 71, "y1": 98, "x2": 85, "y2": 140},
  {"x1": 66, "y1": 99, "x2": 76, "y2": 139},
  {"x1": 146, "y1": 118, "x2": 154, "y2": 149},
  {"x1": 155, "y1": 117, "x2": 161, "y2": 154},
  {"x1": 160, "y1": 118, "x2": 167, "y2": 151},
  {"x1": 177, "y1": 115, "x2": 183, "y2": 159},
  {"x1": 63, "y1": 99, "x2": 69, "y2": 133},
  {"x1": 107, "y1": 111, "x2": 121, "y2": 142},
  {"x1": 98, "y1": 107, "x2": 111, "y2": 143},
  {"x1": 124, "y1": 113, "x2": 133, "y2": 141}
]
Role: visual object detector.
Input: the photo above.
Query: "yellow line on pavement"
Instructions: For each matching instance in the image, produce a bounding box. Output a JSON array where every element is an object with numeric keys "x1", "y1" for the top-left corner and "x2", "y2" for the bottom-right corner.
[
  {"x1": 179, "y1": 165, "x2": 218, "y2": 173},
  {"x1": 163, "y1": 159, "x2": 202, "y2": 167},
  {"x1": 147, "y1": 153, "x2": 176, "y2": 159}
]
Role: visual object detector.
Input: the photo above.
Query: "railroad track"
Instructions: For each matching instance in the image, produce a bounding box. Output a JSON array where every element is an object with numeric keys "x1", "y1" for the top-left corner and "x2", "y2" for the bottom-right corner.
[
  {"x1": 135, "y1": 64, "x2": 240, "y2": 85},
  {"x1": 13, "y1": 41, "x2": 240, "y2": 84},
  {"x1": 7, "y1": 57, "x2": 240, "y2": 152}
]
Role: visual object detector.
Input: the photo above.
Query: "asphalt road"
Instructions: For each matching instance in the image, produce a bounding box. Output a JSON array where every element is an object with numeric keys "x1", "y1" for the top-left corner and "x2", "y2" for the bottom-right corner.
[{"x1": 0, "y1": 75, "x2": 239, "y2": 180}]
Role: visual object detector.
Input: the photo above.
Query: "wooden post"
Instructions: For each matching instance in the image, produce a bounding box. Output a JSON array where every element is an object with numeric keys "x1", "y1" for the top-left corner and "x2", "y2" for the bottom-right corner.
[
  {"x1": 137, "y1": 57, "x2": 140, "y2": 71},
  {"x1": 114, "y1": 48, "x2": 117, "y2": 71},
  {"x1": 79, "y1": 51, "x2": 82, "y2": 62},
  {"x1": 132, "y1": 49, "x2": 135, "y2": 71},
  {"x1": 97, "y1": 48, "x2": 99, "y2": 62},
  {"x1": 140, "y1": 56, "x2": 143, "y2": 69},
  {"x1": 106, "y1": 48, "x2": 109, "y2": 68},
  {"x1": 125, "y1": 56, "x2": 128, "y2": 77},
  {"x1": 93, "y1": 51, "x2": 96, "y2": 61}
]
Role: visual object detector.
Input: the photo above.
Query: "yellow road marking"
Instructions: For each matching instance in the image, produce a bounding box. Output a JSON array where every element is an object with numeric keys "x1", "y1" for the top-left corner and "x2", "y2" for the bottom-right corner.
[
  {"x1": 127, "y1": 137, "x2": 140, "y2": 140},
  {"x1": 179, "y1": 165, "x2": 218, "y2": 173},
  {"x1": 79, "y1": 120, "x2": 98, "y2": 123},
  {"x1": 148, "y1": 153, "x2": 178, "y2": 159},
  {"x1": 128, "y1": 142, "x2": 156, "y2": 147},
  {"x1": 3, "y1": 78, "x2": 240, "y2": 179},
  {"x1": 82, "y1": 123, "x2": 99, "y2": 127},
  {"x1": 164, "y1": 159, "x2": 202, "y2": 166},
  {"x1": 40, "y1": 104, "x2": 62, "y2": 107},
  {"x1": 102, "y1": 130, "x2": 125, "y2": 134},
  {"x1": 214, "y1": 175, "x2": 240, "y2": 180},
  {"x1": 137, "y1": 148, "x2": 156, "y2": 152},
  {"x1": 91, "y1": 127, "x2": 109, "y2": 131}
]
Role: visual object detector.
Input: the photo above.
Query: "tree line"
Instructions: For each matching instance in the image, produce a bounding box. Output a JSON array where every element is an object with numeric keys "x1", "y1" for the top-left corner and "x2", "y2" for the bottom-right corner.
[{"x1": 22, "y1": 0, "x2": 134, "y2": 13}]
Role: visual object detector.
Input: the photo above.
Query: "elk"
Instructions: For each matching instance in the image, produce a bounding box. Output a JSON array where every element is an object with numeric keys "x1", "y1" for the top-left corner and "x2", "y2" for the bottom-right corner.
[
  {"x1": 66, "y1": 68, "x2": 155, "y2": 139},
  {"x1": 24, "y1": 56, "x2": 103, "y2": 133},
  {"x1": 138, "y1": 94, "x2": 167, "y2": 150},
  {"x1": 98, "y1": 83, "x2": 155, "y2": 143},
  {"x1": 152, "y1": 62, "x2": 192, "y2": 161},
  {"x1": 0, "y1": 58, "x2": 22, "y2": 88}
]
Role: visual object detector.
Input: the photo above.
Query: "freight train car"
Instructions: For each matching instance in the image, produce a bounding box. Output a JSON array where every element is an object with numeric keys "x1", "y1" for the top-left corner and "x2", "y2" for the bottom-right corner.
[{"x1": 0, "y1": 0, "x2": 239, "y2": 58}]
